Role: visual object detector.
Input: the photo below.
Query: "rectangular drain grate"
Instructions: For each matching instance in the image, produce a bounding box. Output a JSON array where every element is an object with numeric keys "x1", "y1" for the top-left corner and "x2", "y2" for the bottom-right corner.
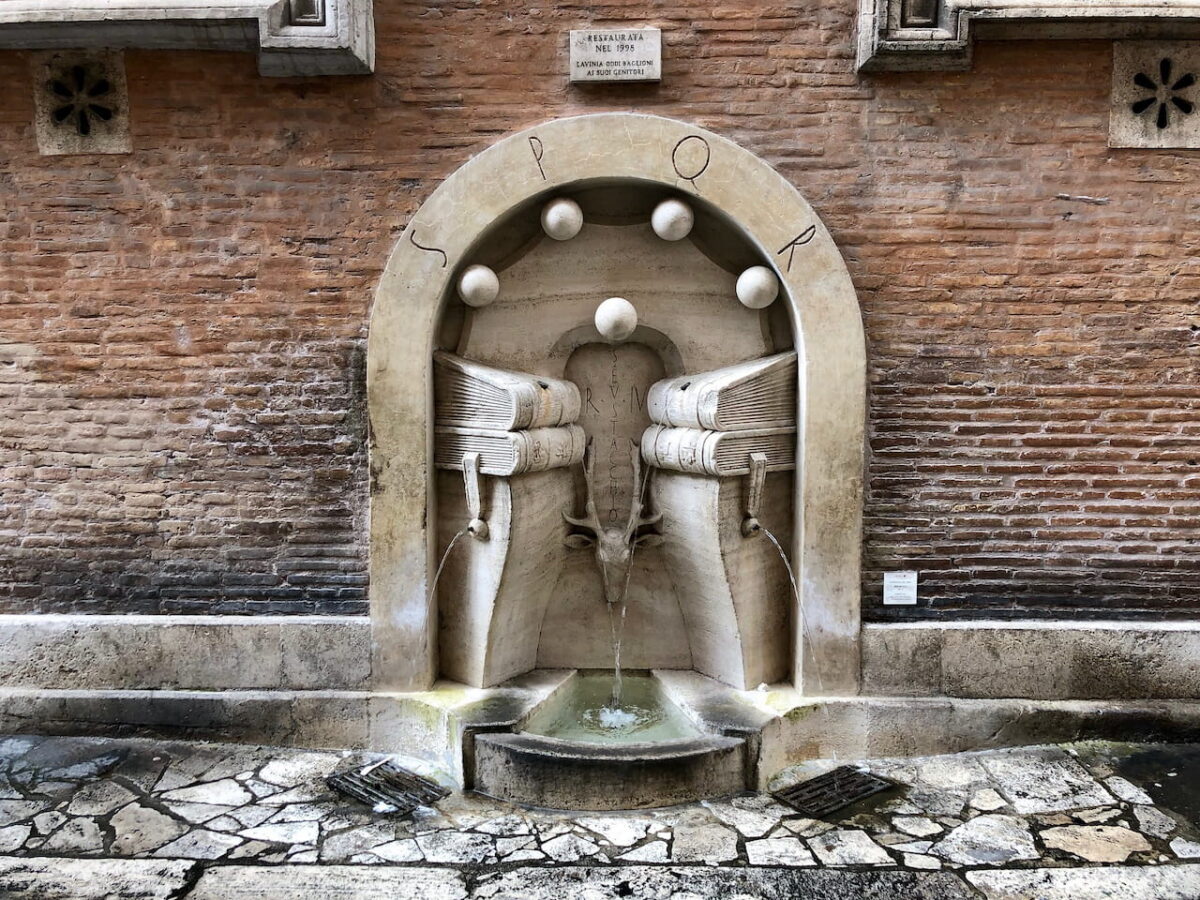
[
  {"x1": 326, "y1": 760, "x2": 450, "y2": 816},
  {"x1": 772, "y1": 765, "x2": 897, "y2": 818}
]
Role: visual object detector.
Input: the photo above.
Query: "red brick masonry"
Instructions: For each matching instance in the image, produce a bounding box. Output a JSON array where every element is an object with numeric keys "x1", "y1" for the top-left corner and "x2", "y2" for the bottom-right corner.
[{"x1": 1, "y1": 2, "x2": 1197, "y2": 618}]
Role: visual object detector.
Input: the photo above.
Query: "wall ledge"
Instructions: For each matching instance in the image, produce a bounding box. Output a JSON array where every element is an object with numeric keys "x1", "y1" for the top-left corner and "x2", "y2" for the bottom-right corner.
[
  {"x1": 0, "y1": 0, "x2": 374, "y2": 76},
  {"x1": 858, "y1": 0, "x2": 1200, "y2": 71},
  {"x1": 863, "y1": 619, "x2": 1200, "y2": 699}
]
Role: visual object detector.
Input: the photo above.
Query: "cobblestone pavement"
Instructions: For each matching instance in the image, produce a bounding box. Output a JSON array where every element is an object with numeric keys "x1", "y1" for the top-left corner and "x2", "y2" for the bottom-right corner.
[{"x1": 0, "y1": 734, "x2": 1198, "y2": 898}]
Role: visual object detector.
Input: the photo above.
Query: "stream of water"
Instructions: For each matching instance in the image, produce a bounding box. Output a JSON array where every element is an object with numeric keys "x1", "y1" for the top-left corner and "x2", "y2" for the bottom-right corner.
[{"x1": 429, "y1": 528, "x2": 467, "y2": 607}]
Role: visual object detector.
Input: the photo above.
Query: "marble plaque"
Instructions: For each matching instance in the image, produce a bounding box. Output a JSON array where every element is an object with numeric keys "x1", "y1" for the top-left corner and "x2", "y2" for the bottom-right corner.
[{"x1": 569, "y1": 28, "x2": 661, "y2": 83}]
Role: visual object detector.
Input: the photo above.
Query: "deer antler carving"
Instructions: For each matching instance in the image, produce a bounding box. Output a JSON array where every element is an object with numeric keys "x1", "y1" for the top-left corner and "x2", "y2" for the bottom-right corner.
[{"x1": 564, "y1": 440, "x2": 662, "y2": 605}]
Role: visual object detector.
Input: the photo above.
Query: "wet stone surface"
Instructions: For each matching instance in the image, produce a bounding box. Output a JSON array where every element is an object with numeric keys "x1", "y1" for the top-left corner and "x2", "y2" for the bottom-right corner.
[{"x1": 0, "y1": 736, "x2": 1197, "y2": 898}]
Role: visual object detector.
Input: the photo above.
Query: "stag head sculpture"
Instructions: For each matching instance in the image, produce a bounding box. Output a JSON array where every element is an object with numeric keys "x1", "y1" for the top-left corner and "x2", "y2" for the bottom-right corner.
[{"x1": 563, "y1": 441, "x2": 662, "y2": 605}]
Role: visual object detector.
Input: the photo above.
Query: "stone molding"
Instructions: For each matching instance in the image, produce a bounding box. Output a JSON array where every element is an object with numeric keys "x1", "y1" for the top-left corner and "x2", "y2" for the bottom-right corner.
[
  {"x1": 367, "y1": 113, "x2": 868, "y2": 696},
  {"x1": 862, "y1": 621, "x2": 1200, "y2": 699},
  {"x1": 0, "y1": 0, "x2": 374, "y2": 76},
  {"x1": 858, "y1": 0, "x2": 1200, "y2": 71},
  {"x1": 0, "y1": 614, "x2": 370, "y2": 690}
]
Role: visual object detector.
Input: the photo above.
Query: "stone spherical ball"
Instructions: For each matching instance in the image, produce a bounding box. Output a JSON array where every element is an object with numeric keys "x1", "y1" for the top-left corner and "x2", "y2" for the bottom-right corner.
[
  {"x1": 595, "y1": 297, "x2": 638, "y2": 343},
  {"x1": 457, "y1": 264, "x2": 500, "y2": 308},
  {"x1": 541, "y1": 197, "x2": 584, "y2": 241},
  {"x1": 736, "y1": 266, "x2": 780, "y2": 309},
  {"x1": 651, "y1": 198, "x2": 694, "y2": 241}
]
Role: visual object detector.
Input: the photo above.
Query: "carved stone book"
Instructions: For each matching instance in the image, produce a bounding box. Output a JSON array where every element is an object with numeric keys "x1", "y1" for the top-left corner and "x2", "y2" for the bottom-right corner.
[
  {"x1": 640, "y1": 425, "x2": 795, "y2": 476},
  {"x1": 435, "y1": 425, "x2": 586, "y2": 476},
  {"x1": 646, "y1": 351, "x2": 797, "y2": 432},
  {"x1": 434, "y1": 350, "x2": 582, "y2": 431}
]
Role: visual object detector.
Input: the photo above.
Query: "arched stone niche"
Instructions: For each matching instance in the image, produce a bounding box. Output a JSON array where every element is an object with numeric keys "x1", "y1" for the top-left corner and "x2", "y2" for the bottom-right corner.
[{"x1": 367, "y1": 113, "x2": 865, "y2": 696}]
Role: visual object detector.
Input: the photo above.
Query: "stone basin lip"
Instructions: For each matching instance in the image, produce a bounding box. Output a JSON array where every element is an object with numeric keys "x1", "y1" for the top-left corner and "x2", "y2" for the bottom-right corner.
[
  {"x1": 477, "y1": 730, "x2": 743, "y2": 760},
  {"x1": 472, "y1": 730, "x2": 750, "y2": 810}
]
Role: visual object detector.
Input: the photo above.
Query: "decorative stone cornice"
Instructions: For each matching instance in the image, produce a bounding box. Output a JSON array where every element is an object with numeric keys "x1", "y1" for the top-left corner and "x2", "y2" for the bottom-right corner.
[
  {"x1": 858, "y1": 0, "x2": 1200, "y2": 71},
  {"x1": 0, "y1": 0, "x2": 374, "y2": 76}
]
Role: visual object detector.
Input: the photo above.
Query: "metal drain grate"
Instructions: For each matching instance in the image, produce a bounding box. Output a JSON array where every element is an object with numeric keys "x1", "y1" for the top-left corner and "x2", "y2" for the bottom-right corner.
[
  {"x1": 772, "y1": 765, "x2": 897, "y2": 818},
  {"x1": 326, "y1": 760, "x2": 450, "y2": 816}
]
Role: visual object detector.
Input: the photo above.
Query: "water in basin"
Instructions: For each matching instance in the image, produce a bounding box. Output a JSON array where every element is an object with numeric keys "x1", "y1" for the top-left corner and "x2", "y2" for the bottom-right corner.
[{"x1": 523, "y1": 673, "x2": 701, "y2": 744}]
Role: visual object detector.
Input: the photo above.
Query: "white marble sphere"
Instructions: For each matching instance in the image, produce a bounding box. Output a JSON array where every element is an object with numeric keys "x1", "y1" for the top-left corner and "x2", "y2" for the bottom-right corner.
[
  {"x1": 457, "y1": 264, "x2": 500, "y2": 308},
  {"x1": 651, "y1": 198, "x2": 694, "y2": 241},
  {"x1": 736, "y1": 265, "x2": 780, "y2": 309},
  {"x1": 541, "y1": 197, "x2": 584, "y2": 241},
  {"x1": 595, "y1": 297, "x2": 638, "y2": 343}
]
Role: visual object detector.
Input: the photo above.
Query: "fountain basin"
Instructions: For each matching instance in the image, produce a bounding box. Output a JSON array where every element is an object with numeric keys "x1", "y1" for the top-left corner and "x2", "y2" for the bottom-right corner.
[
  {"x1": 471, "y1": 671, "x2": 753, "y2": 809},
  {"x1": 474, "y1": 731, "x2": 747, "y2": 810}
]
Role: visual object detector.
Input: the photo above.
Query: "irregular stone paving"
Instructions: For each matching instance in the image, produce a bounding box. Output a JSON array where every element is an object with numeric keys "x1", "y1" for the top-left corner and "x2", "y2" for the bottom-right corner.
[{"x1": 0, "y1": 735, "x2": 1197, "y2": 898}]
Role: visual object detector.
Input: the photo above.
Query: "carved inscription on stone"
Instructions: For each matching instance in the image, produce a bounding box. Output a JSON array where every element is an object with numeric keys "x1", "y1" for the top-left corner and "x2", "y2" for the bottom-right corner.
[{"x1": 565, "y1": 342, "x2": 665, "y2": 526}]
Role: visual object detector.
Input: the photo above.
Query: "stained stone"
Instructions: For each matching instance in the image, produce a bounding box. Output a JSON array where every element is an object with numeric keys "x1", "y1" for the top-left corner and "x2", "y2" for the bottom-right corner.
[
  {"x1": 1041, "y1": 825, "x2": 1152, "y2": 862},
  {"x1": 904, "y1": 853, "x2": 941, "y2": 869},
  {"x1": 573, "y1": 816, "x2": 651, "y2": 847},
  {"x1": 1106, "y1": 776, "x2": 1154, "y2": 805},
  {"x1": 0, "y1": 825, "x2": 30, "y2": 853},
  {"x1": 257, "y1": 784, "x2": 330, "y2": 806},
  {"x1": 320, "y1": 824, "x2": 396, "y2": 861},
  {"x1": 42, "y1": 817, "x2": 104, "y2": 854},
  {"x1": 542, "y1": 833, "x2": 601, "y2": 863},
  {"x1": 969, "y1": 789, "x2": 1007, "y2": 812},
  {"x1": 257, "y1": 754, "x2": 342, "y2": 787},
  {"x1": 968, "y1": 864, "x2": 1200, "y2": 900},
  {"x1": 110, "y1": 802, "x2": 189, "y2": 856},
  {"x1": 32, "y1": 811, "x2": 67, "y2": 834},
  {"x1": 0, "y1": 858, "x2": 196, "y2": 900},
  {"x1": 1074, "y1": 807, "x2": 1121, "y2": 824},
  {"x1": 161, "y1": 778, "x2": 254, "y2": 806},
  {"x1": 153, "y1": 828, "x2": 243, "y2": 860},
  {"x1": 495, "y1": 836, "x2": 537, "y2": 857},
  {"x1": 781, "y1": 817, "x2": 833, "y2": 838},
  {"x1": 475, "y1": 866, "x2": 978, "y2": 900},
  {"x1": 186, "y1": 866, "x2": 469, "y2": 900},
  {"x1": 701, "y1": 795, "x2": 789, "y2": 839},
  {"x1": 373, "y1": 839, "x2": 424, "y2": 862},
  {"x1": 745, "y1": 837, "x2": 817, "y2": 866},
  {"x1": 916, "y1": 757, "x2": 989, "y2": 790},
  {"x1": 241, "y1": 820, "x2": 320, "y2": 845},
  {"x1": 670, "y1": 823, "x2": 740, "y2": 864},
  {"x1": 162, "y1": 802, "x2": 237, "y2": 824},
  {"x1": 501, "y1": 849, "x2": 545, "y2": 863},
  {"x1": 1169, "y1": 837, "x2": 1200, "y2": 859},
  {"x1": 475, "y1": 814, "x2": 534, "y2": 837},
  {"x1": 808, "y1": 829, "x2": 895, "y2": 866},
  {"x1": 1133, "y1": 805, "x2": 1177, "y2": 838},
  {"x1": 893, "y1": 816, "x2": 943, "y2": 838},
  {"x1": 981, "y1": 753, "x2": 1114, "y2": 814},
  {"x1": 229, "y1": 805, "x2": 276, "y2": 828},
  {"x1": 932, "y1": 815, "x2": 1038, "y2": 866},
  {"x1": 228, "y1": 840, "x2": 274, "y2": 860},
  {"x1": 417, "y1": 829, "x2": 496, "y2": 864},
  {"x1": 0, "y1": 800, "x2": 44, "y2": 822},
  {"x1": 617, "y1": 841, "x2": 670, "y2": 862},
  {"x1": 66, "y1": 779, "x2": 138, "y2": 816}
]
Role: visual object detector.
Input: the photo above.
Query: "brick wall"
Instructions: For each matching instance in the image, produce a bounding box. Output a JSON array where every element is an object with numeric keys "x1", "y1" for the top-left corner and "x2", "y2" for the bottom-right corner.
[{"x1": 0, "y1": 2, "x2": 1196, "y2": 618}]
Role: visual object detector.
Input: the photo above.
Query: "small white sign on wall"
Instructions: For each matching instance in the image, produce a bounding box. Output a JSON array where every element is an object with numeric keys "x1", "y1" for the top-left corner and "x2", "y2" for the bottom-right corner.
[
  {"x1": 883, "y1": 571, "x2": 919, "y2": 606},
  {"x1": 569, "y1": 28, "x2": 661, "y2": 83}
]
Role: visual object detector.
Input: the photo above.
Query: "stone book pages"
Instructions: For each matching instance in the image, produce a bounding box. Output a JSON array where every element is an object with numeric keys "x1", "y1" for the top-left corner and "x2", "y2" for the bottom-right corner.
[
  {"x1": 641, "y1": 425, "x2": 795, "y2": 476},
  {"x1": 435, "y1": 425, "x2": 586, "y2": 476},
  {"x1": 434, "y1": 350, "x2": 582, "y2": 431},
  {"x1": 646, "y1": 351, "x2": 797, "y2": 432}
]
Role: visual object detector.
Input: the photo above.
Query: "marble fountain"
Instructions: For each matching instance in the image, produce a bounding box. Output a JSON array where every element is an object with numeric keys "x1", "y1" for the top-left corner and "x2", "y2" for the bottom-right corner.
[{"x1": 366, "y1": 114, "x2": 868, "y2": 810}]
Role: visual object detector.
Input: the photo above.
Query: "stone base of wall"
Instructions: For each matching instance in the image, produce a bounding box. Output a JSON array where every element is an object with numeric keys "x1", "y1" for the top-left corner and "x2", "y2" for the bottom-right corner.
[
  {"x1": 3, "y1": 615, "x2": 1199, "y2": 788},
  {"x1": 862, "y1": 621, "x2": 1200, "y2": 699},
  {"x1": 3, "y1": 686, "x2": 1198, "y2": 792}
]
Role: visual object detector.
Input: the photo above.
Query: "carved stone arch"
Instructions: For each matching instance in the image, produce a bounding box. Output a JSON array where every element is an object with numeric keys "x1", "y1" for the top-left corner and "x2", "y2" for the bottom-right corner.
[{"x1": 367, "y1": 113, "x2": 866, "y2": 695}]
